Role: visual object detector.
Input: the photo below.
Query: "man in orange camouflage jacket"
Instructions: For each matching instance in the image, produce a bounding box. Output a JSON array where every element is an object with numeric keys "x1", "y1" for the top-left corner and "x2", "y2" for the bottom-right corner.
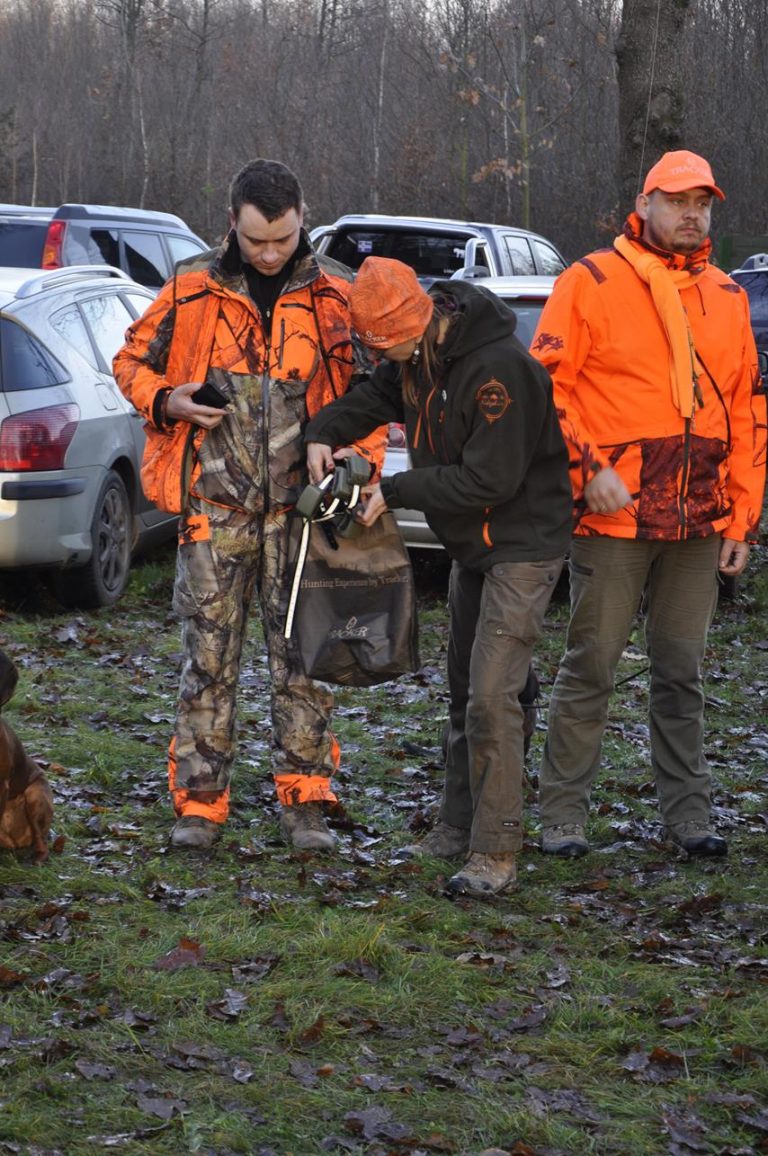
[
  {"x1": 530, "y1": 150, "x2": 766, "y2": 860},
  {"x1": 114, "y1": 159, "x2": 385, "y2": 852}
]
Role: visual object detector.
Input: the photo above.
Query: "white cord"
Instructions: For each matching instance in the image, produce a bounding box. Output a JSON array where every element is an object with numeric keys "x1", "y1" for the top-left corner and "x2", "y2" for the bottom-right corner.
[
  {"x1": 283, "y1": 474, "x2": 363, "y2": 641},
  {"x1": 284, "y1": 516, "x2": 312, "y2": 641}
]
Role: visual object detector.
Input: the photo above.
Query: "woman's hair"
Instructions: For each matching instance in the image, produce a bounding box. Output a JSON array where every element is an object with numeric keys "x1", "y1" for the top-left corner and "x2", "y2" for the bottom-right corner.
[{"x1": 401, "y1": 295, "x2": 457, "y2": 408}]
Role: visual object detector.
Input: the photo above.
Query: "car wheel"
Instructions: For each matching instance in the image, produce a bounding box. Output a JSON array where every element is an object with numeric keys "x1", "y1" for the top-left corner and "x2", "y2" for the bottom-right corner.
[{"x1": 52, "y1": 471, "x2": 133, "y2": 609}]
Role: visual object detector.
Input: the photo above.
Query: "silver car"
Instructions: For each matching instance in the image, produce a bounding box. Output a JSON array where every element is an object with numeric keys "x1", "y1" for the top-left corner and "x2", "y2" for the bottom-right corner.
[
  {"x1": 0, "y1": 265, "x2": 176, "y2": 606},
  {"x1": 0, "y1": 202, "x2": 209, "y2": 290},
  {"x1": 383, "y1": 275, "x2": 556, "y2": 548}
]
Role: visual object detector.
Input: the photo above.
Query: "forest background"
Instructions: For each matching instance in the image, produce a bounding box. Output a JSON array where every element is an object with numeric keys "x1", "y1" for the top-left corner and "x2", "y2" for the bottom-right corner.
[{"x1": 0, "y1": 0, "x2": 762, "y2": 264}]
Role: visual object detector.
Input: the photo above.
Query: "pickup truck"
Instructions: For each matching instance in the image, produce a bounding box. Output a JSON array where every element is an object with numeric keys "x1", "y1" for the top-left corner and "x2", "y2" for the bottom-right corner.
[{"x1": 309, "y1": 213, "x2": 567, "y2": 285}]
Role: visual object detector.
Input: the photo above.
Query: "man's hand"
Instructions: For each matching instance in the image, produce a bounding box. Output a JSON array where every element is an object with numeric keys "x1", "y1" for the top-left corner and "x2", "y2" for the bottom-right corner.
[
  {"x1": 584, "y1": 467, "x2": 632, "y2": 515},
  {"x1": 166, "y1": 382, "x2": 228, "y2": 429},
  {"x1": 719, "y1": 537, "x2": 750, "y2": 576}
]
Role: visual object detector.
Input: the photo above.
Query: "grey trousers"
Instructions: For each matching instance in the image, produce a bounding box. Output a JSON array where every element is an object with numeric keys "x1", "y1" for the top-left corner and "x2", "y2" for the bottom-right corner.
[
  {"x1": 441, "y1": 557, "x2": 564, "y2": 853},
  {"x1": 540, "y1": 534, "x2": 721, "y2": 829}
]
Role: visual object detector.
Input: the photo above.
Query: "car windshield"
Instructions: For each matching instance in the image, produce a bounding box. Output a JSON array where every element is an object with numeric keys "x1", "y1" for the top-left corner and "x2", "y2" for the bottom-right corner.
[{"x1": 324, "y1": 228, "x2": 474, "y2": 280}]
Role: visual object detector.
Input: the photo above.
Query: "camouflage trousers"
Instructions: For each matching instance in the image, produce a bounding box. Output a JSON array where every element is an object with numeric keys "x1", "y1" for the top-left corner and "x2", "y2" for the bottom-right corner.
[{"x1": 169, "y1": 503, "x2": 339, "y2": 818}]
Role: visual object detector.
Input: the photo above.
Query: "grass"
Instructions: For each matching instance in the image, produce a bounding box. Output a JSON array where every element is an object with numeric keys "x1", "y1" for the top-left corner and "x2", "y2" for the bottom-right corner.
[{"x1": 0, "y1": 542, "x2": 767, "y2": 1155}]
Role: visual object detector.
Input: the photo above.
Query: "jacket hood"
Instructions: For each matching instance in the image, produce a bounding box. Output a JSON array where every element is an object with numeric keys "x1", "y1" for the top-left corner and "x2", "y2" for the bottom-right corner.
[{"x1": 430, "y1": 279, "x2": 518, "y2": 360}]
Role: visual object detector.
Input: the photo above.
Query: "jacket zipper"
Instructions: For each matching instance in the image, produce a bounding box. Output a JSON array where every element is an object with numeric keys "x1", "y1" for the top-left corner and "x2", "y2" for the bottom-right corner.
[
  {"x1": 261, "y1": 304, "x2": 272, "y2": 513},
  {"x1": 277, "y1": 317, "x2": 286, "y2": 368},
  {"x1": 678, "y1": 418, "x2": 691, "y2": 539},
  {"x1": 424, "y1": 387, "x2": 437, "y2": 454},
  {"x1": 482, "y1": 508, "x2": 494, "y2": 547},
  {"x1": 179, "y1": 426, "x2": 197, "y2": 510},
  {"x1": 438, "y1": 388, "x2": 449, "y2": 458}
]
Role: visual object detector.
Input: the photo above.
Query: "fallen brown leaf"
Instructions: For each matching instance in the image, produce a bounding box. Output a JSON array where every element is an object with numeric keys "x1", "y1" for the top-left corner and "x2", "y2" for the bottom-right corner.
[{"x1": 151, "y1": 937, "x2": 206, "y2": 971}]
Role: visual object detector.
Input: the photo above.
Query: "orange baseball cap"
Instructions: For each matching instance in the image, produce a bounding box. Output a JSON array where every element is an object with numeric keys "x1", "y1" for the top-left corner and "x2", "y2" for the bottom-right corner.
[
  {"x1": 349, "y1": 257, "x2": 434, "y2": 349},
  {"x1": 643, "y1": 150, "x2": 725, "y2": 200}
]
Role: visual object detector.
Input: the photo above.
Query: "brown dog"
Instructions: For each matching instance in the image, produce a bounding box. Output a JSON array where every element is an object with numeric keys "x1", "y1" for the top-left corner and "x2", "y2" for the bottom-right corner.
[{"x1": 0, "y1": 649, "x2": 53, "y2": 863}]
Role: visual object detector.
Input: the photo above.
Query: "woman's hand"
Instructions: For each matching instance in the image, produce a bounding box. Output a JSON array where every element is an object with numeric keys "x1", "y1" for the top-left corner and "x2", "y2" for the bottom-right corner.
[
  {"x1": 356, "y1": 483, "x2": 387, "y2": 527},
  {"x1": 306, "y1": 443, "x2": 361, "y2": 484},
  {"x1": 306, "y1": 442, "x2": 337, "y2": 484}
]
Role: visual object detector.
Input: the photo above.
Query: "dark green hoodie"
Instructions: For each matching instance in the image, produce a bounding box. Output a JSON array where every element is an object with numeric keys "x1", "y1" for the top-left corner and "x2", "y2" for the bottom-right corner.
[{"x1": 304, "y1": 279, "x2": 572, "y2": 572}]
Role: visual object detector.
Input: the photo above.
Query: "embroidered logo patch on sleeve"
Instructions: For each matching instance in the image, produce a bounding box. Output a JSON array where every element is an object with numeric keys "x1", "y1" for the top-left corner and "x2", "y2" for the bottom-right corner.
[
  {"x1": 531, "y1": 332, "x2": 564, "y2": 353},
  {"x1": 476, "y1": 378, "x2": 511, "y2": 424}
]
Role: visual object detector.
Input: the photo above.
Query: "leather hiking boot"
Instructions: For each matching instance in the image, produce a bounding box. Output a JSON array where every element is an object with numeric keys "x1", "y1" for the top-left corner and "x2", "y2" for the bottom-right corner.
[
  {"x1": 170, "y1": 814, "x2": 221, "y2": 849},
  {"x1": 447, "y1": 851, "x2": 517, "y2": 897},
  {"x1": 540, "y1": 823, "x2": 589, "y2": 858},
  {"x1": 667, "y1": 821, "x2": 727, "y2": 857},
  {"x1": 401, "y1": 821, "x2": 470, "y2": 860},
  {"x1": 279, "y1": 802, "x2": 335, "y2": 852}
]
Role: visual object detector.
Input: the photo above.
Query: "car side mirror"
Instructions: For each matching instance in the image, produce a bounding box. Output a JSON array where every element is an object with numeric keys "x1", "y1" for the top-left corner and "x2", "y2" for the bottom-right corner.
[{"x1": 450, "y1": 265, "x2": 491, "y2": 280}]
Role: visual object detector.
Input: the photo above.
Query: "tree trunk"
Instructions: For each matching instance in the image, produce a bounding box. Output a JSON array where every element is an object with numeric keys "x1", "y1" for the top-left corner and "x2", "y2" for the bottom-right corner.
[
  {"x1": 616, "y1": 0, "x2": 694, "y2": 210},
  {"x1": 371, "y1": 0, "x2": 389, "y2": 213}
]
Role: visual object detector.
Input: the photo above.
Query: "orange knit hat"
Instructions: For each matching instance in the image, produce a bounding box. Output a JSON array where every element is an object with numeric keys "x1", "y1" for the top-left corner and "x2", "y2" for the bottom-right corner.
[
  {"x1": 643, "y1": 150, "x2": 725, "y2": 201},
  {"x1": 349, "y1": 257, "x2": 434, "y2": 349}
]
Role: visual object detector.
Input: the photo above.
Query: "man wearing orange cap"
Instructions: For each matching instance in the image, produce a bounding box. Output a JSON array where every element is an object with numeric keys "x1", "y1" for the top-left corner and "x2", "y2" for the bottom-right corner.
[
  {"x1": 306, "y1": 257, "x2": 572, "y2": 896},
  {"x1": 530, "y1": 149, "x2": 766, "y2": 858}
]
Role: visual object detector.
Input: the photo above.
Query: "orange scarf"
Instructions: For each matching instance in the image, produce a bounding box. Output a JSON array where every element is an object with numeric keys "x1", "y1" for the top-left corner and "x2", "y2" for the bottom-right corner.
[{"x1": 614, "y1": 232, "x2": 705, "y2": 419}]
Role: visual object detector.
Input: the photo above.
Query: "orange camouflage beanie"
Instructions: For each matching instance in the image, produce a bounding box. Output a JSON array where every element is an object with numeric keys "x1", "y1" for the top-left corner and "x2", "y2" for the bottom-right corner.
[{"x1": 349, "y1": 257, "x2": 434, "y2": 349}]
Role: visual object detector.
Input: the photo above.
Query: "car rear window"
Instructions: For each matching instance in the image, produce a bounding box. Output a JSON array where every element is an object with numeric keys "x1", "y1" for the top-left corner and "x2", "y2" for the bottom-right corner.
[
  {"x1": 734, "y1": 271, "x2": 768, "y2": 346},
  {"x1": 499, "y1": 296, "x2": 547, "y2": 348},
  {"x1": 50, "y1": 302, "x2": 99, "y2": 370},
  {"x1": 0, "y1": 317, "x2": 69, "y2": 391},
  {"x1": 324, "y1": 229, "x2": 473, "y2": 280},
  {"x1": 532, "y1": 238, "x2": 566, "y2": 275},
  {"x1": 503, "y1": 235, "x2": 536, "y2": 275},
  {"x1": 63, "y1": 223, "x2": 118, "y2": 266},
  {"x1": 50, "y1": 292, "x2": 137, "y2": 373},
  {"x1": 79, "y1": 292, "x2": 136, "y2": 368},
  {"x1": 167, "y1": 233, "x2": 207, "y2": 265},
  {"x1": 0, "y1": 221, "x2": 47, "y2": 266},
  {"x1": 123, "y1": 231, "x2": 168, "y2": 288}
]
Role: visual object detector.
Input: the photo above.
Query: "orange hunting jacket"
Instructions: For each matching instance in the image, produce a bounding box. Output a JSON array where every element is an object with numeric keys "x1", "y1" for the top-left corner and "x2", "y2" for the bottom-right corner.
[
  {"x1": 530, "y1": 227, "x2": 766, "y2": 542},
  {"x1": 113, "y1": 234, "x2": 385, "y2": 515}
]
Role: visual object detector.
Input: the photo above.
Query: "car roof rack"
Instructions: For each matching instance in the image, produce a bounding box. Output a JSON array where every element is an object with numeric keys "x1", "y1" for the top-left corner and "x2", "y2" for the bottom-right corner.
[
  {"x1": 53, "y1": 203, "x2": 189, "y2": 228},
  {"x1": 737, "y1": 253, "x2": 768, "y2": 271},
  {"x1": 0, "y1": 203, "x2": 56, "y2": 216},
  {"x1": 330, "y1": 213, "x2": 538, "y2": 235},
  {"x1": 14, "y1": 265, "x2": 132, "y2": 299}
]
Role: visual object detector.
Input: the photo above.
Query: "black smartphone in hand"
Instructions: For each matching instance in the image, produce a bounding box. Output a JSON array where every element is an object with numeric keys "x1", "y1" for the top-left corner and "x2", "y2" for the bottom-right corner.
[{"x1": 191, "y1": 382, "x2": 229, "y2": 408}]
